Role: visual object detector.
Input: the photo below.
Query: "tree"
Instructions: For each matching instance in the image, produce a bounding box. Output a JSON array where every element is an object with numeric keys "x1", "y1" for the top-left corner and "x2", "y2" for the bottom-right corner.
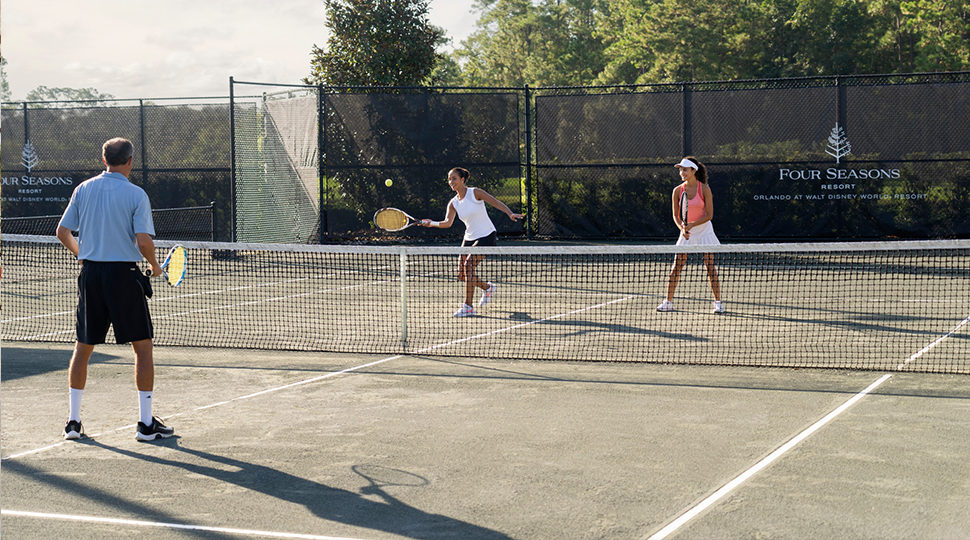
[
  {"x1": 899, "y1": 0, "x2": 970, "y2": 72},
  {"x1": 451, "y1": 0, "x2": 609, "y2": 87},
  {"x1": 785, "y1": 0, "x2": 883, "y2": 75},
  {"x1": 304, "y1": 0, "x2": 443, "y2": 86},
  {"x1": 454, "y1": 0, "x2": 969, "y2": 85},
  {"x1": 1, "y1": 56, "x2": 11, "y2": 102},
  {"x1": 25, "y1": 86, "x2": 115, "y2": 104},
  {"x1": 597, "y1": 0, "x2": 790, "y2": 84}
]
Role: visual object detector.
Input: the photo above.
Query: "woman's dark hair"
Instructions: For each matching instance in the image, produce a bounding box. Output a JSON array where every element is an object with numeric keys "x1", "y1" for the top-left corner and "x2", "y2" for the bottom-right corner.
[
  {"x1": 684, "y1": 156, "x2": 707, "y2": 184},
  {"x1": 449, "y1": 167, "x2": 470, "y2": 181}
]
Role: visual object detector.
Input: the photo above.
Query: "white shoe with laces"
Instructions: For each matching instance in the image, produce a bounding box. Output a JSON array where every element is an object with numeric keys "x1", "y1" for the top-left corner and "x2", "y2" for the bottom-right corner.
[
  {"x1": 656, "y1": 300, "x2": 674, "y2": 312},
  {"x1": 713, "y1": 301, "x2": 724, "y2": 314},
  {"x1": 453, "y1": 303, "x2": 476, "y2": 317},
  {"x1": 479, "y1": 282, "x2": 497, "y2": 307}
]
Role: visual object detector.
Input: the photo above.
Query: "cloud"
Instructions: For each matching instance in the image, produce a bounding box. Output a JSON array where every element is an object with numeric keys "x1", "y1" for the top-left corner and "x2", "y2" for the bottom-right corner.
[{"x1": 4, "y1": 0, "x2": 475, "y2": 99}]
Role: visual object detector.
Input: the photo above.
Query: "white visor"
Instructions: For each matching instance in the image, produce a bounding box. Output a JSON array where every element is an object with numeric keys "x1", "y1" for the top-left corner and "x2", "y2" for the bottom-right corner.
[{"x1": 675, "y1": 158, "x2": 698, "y2": 169}]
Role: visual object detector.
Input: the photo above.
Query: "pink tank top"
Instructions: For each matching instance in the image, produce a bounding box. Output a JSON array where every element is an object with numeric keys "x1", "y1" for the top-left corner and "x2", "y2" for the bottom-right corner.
[{"x1": 680, "y1": 184, "x2": 706, "y2": 223}]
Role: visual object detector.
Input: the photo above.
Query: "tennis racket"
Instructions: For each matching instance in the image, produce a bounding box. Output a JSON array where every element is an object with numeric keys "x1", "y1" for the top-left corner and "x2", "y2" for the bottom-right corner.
[
  {"x1": 374, "y1": 207, "x2": 419, "y2": 231},
  {"x1": 146, "y1": 245, "x2": 187, "y2": 287},
  {"x1": 679, "y1": 186, "x2": 689, "y2": 236}
]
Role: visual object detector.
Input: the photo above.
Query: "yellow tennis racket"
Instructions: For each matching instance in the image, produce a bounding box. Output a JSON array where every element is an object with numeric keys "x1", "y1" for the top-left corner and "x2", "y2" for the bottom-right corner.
[
  {"x1": 374, "y1": 208, "x2": 419, "y2": 231},
  {"x1": 147, "y1": 245, "x2": 187, "y2": 287}
]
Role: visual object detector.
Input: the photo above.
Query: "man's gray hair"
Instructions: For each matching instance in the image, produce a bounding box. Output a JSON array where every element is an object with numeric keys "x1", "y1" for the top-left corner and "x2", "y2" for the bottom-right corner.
[{"x1": 103, "y1": 138, "x2": 134, "y2": 166}]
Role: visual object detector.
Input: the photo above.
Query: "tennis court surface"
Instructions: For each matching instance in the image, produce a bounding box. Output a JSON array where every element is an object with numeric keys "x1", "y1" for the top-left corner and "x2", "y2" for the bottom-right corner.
[
  {"x1": 3, "y1": 236, "x2": 969, "y2": 538},
  {"x1": 2, "y1": 343, "x2": 969, "y2": 539}
]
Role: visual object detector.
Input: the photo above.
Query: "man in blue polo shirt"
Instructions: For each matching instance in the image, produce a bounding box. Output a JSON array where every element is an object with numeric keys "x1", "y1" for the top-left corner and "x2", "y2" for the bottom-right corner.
[{"x1": 56, "y1": 137, "x2": 174, "y2": 442}]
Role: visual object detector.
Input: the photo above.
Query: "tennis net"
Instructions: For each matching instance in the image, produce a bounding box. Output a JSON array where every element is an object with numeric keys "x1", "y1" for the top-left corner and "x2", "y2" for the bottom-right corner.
[{"x1": 3, "y1": 234, "x2": 968, "y2": 373}]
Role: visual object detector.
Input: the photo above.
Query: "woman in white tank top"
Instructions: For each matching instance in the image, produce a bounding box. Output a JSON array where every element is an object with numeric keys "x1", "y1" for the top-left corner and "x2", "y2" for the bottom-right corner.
[{"x1": 420, "y1": 167, "x2": 524, "y2": 317}]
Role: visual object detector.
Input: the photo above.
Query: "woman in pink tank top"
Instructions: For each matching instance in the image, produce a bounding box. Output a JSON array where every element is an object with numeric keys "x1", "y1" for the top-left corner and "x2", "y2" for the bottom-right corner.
[{"x1": 656, "y1": 157, "x2": 724, "y2": 314}]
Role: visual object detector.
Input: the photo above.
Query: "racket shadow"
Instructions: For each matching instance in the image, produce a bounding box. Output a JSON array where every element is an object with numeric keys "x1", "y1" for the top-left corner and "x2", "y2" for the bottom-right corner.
[
  {"x1": 352, "y1": 464, "x2": 430, "y2": 497},
  {"x1": 75, "y1": 440, "x2": 513, "y2": 540}
]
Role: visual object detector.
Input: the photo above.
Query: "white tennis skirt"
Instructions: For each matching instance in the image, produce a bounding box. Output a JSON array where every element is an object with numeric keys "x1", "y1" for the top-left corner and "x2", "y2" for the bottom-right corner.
[{"x1": 676, "y1": 221, "x2": 720, "y2": 246}]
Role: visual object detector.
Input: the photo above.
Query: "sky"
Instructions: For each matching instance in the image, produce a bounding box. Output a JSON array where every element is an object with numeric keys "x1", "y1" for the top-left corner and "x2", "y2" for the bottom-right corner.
[{"x1": 1, "y1": 0, "x2": 479, "y2": 101}]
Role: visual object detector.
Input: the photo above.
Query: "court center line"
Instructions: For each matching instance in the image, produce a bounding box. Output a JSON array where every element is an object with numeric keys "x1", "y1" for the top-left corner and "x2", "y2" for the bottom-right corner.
[
  {"x1": 0, "y1": 510, "x2": 370, "y2": 540},
  {"x1": 412, "y1": 294, "x2": 641, "y2": 354},
  {"x1": 3, "y1": 290, "x2": 636, "y2": 461},
  {"x1": 644, "y1": 373, "x2": 894, "y2": 540}
]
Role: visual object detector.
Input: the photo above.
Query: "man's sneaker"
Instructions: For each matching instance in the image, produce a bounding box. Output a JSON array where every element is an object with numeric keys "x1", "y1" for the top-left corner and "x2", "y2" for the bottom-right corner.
[
  {"x1": 63, "y1": 420, "x2": 84, "y2": 440},
  {"x1": 656, "y1": 300, "x2": 674, "y2": 312},
  {"x1": 453, "y1": 303, "x2": 476, "y2": 317},
  {"x1": 713, "y1": 301, "x2": 725, "y2": 314},
  {"x1": 136, "y1": 417, "x2": 175, "y2": 441},
  {"x1": 479, "y1": 282, "x2": 497, "y2": 307}
]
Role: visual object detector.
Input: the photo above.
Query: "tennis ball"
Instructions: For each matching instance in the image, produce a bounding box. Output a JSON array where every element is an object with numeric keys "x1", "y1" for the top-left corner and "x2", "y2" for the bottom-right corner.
[{"x1": 385, "y1": 179, "x2": 393, "y2": 187}]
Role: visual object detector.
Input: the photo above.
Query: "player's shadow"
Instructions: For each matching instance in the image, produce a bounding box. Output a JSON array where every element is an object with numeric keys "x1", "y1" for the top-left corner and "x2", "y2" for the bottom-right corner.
[
  {"x1": 0, "y1": 347, "x2": 122, "y2": 382},
  {"x1": 81, "y1": 439, "x2": 512, "y2": 540}
]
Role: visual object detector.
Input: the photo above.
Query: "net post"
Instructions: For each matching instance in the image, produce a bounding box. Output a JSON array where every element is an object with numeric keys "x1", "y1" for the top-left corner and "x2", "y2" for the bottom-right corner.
[
  {"x1": 400, "y1": 248, "x2": 408, "y2": 348},
  {"x1": 318, "y1": 84, "x2": 327, "y2": 242},
  {"x1": 228, "y1": 76, "x2": 237, "y2": 243}
]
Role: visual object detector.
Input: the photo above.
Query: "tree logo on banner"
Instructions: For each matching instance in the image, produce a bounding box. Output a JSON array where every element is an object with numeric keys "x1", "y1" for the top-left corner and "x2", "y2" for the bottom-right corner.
[
  {"x1": 825, "y1": 124, "x2": 852, "y2": 164},
  {"x1": 21, "y1": 140, "x2": 39, "y2": 173}
]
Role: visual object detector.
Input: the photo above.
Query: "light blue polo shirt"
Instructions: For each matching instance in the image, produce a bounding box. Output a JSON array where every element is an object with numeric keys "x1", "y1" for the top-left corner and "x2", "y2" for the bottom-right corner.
[{"x1": 59, "y1": 172, "x2": 155, "y2": 262}]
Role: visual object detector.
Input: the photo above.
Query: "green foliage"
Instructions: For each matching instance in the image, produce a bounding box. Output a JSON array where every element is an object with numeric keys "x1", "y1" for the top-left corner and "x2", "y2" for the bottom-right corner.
[
  {"x1": 1, "y1": 57, "x2": 10, "y2": 102},
  {"x1": 898, "y1": 0, "x2": 970, "y2": 72},
  {"x1": 304, "y1": 0, "x2": 443, "y2": 86},
  {"x1": 453, "y1": 0, "x2": 607, "y2": 87},
  {"x1": 446, "y1": 0, "x2": 970, "y2": 86},
  {"x1": 25, "y1": 86, "x2": 116, "y2": 105}
]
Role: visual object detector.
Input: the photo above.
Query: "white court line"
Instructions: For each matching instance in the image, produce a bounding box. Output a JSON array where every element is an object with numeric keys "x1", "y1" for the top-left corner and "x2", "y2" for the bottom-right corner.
[
  {"x1": 898, "y1": 310, "x2": 970, "y2": 370},
  {"x1": 2, "y1": 293, "x2": 642, "y2": 539},
  {"x1": 3, "y1": 291, "x2": 640, "y2": 462},
  {"x1": 0, "y1": 510, "x2": 369, "y2": 540},
  {"x1": 645, "y1": 373, "x2": 894, "y2": 540},
  {"x1": 645, "y1": 308, "x2": 970, "y2": 540},
  {"x1": 412, "y1": 294, "x2": 640, "y2": 354},
  {"x1": 0, "y1": 355, "x2": 403, "y2": 461}
]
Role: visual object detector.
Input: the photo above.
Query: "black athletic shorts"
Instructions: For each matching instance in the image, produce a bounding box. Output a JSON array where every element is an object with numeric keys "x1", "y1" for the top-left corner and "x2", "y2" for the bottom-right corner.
[
  {"x1": 461, "y1": 231, "x2": 498, "y2": 247},
  {"x1": 76, "y1": 261, "x2": 154, "y2": 345}
]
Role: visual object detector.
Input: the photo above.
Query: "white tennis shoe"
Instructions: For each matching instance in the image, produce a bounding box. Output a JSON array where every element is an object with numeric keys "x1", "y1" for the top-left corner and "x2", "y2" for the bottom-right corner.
[
  {"x1": 656, "y1": 300, "x2": 674, "y2": 312},
  {"x1": 479, "y1": 282, "x2": 497, "y2": 307},
  {"x1": 453, "y1": 303, "x2": 476, "y2": 317},
  {"x1": 713, "y1": 301, "x2": 724, "y2": 314}
]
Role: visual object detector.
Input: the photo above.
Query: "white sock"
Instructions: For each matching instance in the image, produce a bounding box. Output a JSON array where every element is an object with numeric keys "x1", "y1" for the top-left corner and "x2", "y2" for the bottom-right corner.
[
  {"x1": 69, "y1": 388, "x2": 83, "y2": 422},
  {"x1": 138, "y1": 391, "x2": 154, "y2": 426}
]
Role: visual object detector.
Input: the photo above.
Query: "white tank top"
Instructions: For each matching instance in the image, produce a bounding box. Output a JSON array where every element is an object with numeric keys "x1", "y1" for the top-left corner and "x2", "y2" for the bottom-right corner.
[{"x1": 451, "y1": 188, "x2": 496, "y2": 241}]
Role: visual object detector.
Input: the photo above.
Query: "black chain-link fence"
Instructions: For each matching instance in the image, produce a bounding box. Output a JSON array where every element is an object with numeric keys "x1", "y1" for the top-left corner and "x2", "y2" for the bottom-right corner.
[
  {"x1": 1, "y1": 203, "x2": 216, "y2": 241},
  {"x1": 4, "y1": 74, "x2": 968, "y2": 243},
  {"x1": 2, "y1": 98, "x2": 233, "y2": 240},
  {"x1": 231, "y1": 84, "x2": 524, "y2": 243},
  {"x1": 533, "y1": 73, "x2": 970, "y2": 240}
]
